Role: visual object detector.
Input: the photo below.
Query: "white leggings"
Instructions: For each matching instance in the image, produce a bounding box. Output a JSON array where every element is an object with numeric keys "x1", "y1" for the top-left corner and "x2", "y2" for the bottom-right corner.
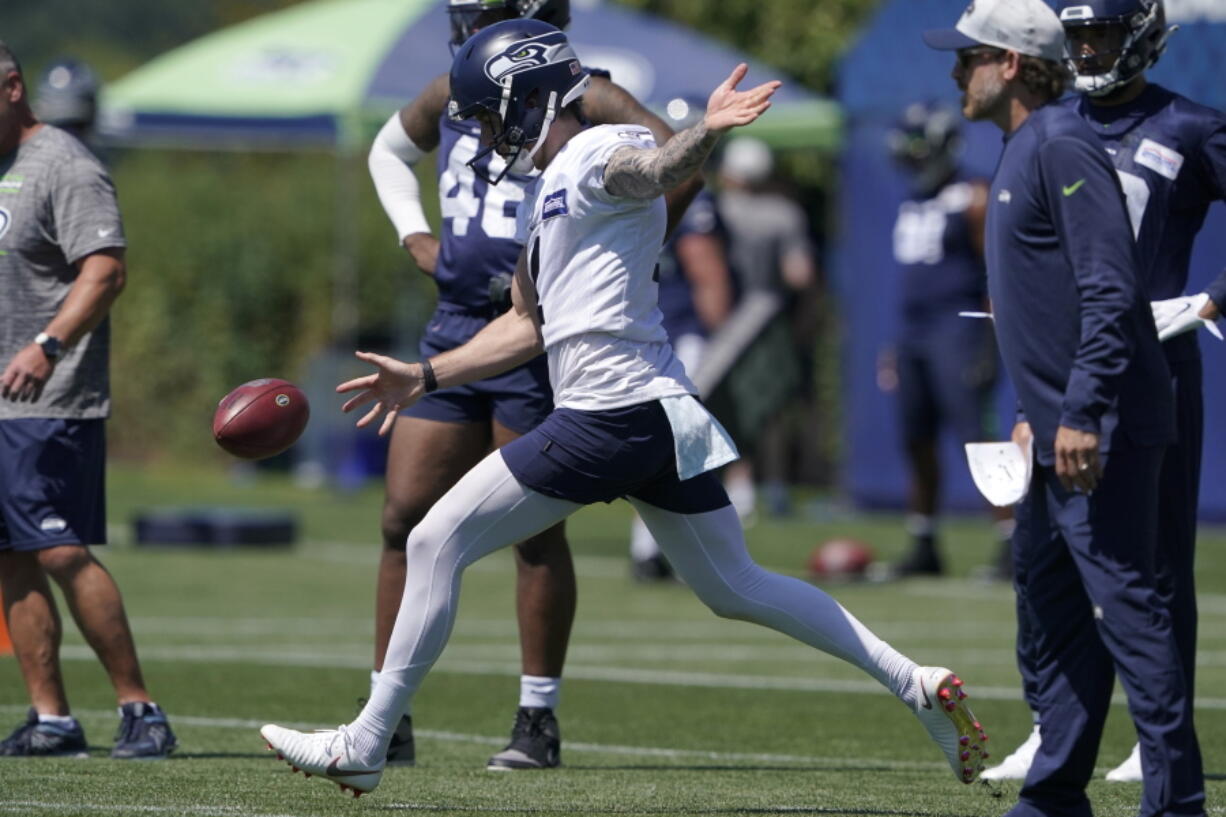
[{"x1": 364, "y1": 452, "x2": 911, "y2": 742}]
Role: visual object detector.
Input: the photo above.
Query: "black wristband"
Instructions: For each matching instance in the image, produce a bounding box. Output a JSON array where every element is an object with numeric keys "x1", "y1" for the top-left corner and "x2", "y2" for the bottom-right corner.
[{"x1": 421, "y1": 359, "x2": 438, "y2": 393}]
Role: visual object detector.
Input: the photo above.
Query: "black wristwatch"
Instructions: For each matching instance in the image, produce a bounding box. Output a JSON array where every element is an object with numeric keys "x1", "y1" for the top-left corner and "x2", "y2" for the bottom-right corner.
[{"x1": 35, "y1": 332, "x2": 63, "y2": 363}]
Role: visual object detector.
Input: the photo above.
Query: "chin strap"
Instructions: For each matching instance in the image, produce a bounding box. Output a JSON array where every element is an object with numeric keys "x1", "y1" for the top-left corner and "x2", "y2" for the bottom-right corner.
[{"x1": 521, "y1": 90, "x2": 559, "y2": 170}]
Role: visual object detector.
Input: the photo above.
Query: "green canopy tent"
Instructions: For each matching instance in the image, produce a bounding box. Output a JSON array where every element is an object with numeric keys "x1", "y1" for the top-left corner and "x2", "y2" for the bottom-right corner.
[{"x1": 98, "y1": 0, "x2": 842, "y2": 153}]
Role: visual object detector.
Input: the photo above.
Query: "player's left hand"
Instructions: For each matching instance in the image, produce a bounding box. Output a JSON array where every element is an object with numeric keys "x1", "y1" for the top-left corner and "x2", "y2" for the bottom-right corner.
[
  {"x1": 1053, "y1": 425, "x2": 1101, "y2": 493},
  {"x1": 0, "y1": 344, "x2": 53, "y2": 403},
  {"x1": 336, "y1": 351, "x2": 425, "y2": 436},
  {"x1": 704, "y1": 63, "x2": 781, "y2": 134}
]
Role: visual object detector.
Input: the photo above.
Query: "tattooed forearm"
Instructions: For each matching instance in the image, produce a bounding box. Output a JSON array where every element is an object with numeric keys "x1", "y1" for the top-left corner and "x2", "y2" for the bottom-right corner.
[{"x1": 604, "y1": 121, "x2": 721, "y2": 200}]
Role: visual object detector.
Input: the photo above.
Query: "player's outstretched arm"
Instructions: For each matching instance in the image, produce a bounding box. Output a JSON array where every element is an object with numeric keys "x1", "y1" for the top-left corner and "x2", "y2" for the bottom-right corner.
[
  {"x1": 336, "y1": 253, "x2": 544, "y2": 436},
  {"x1": 584, "y1": 76, "x2": 701, "y2": 234},
  {"x1": 604, "y1": 64, "x2": 780, "y2": 201}
]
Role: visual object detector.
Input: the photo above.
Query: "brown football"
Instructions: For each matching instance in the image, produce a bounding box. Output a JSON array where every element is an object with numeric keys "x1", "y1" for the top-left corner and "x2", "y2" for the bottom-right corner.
[
  {"x1": 808, "y1": 538, "x2": 875, "y2": 581},
  {"x1": 212, "y1": 378, "x2": 310, "y2": 460}
]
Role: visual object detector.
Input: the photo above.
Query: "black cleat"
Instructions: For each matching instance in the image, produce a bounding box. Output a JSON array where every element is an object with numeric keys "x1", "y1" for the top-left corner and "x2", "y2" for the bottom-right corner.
[
  {"x1": 631, "y1": 553, "x2": 675, "y2": 583},
  {"x1": 869, "y1": 536, "x2": 944, "y2": 581},
  {"x1": 486, "y1": 707, "x2": 561, "y2": 770},
  {"x1": 386, "y1": 713, "x2": 415, "y2": 767},
  {"x1": 0, "y1": 708, "x2": 89, "y2": 758},
  {"x1": 112, "y1": 702, "x2": 176, "y2": 759}
]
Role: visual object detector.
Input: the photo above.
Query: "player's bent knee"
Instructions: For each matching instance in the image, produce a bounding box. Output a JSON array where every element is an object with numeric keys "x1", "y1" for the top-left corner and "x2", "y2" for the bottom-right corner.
[
  {"x1": 689, "y1": 578, "x2": 760, "y2": 622},
  {"x1": 35, "y1": 543, "x2": 94, "y2": 578},
  {"x1": 380, "y1": 502, "x2": 428, "y2": 552}
]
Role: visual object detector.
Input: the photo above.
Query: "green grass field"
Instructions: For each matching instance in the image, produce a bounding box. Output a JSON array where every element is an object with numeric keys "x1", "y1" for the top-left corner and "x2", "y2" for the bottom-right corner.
[{"x1": 2, "y1": 461, "x2": 1223, "y2": 816}]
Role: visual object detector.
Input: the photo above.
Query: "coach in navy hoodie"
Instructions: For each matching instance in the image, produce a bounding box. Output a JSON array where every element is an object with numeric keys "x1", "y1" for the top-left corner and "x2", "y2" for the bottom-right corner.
[{"x1": 925, "y1": 2, "x2": 1202, "y2": 817}]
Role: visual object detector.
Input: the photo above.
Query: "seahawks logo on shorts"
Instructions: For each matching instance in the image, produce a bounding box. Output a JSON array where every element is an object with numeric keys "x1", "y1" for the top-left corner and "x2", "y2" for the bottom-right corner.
[
  {"x1": 485, "y1": 32, "x2": 571, "y2": 82},
  {"x1": 0, "y1": 207, "x2": 10, "y2": 242},
  {"x1": 40, "y1": 516, "x2": 68, "y2": 534}
]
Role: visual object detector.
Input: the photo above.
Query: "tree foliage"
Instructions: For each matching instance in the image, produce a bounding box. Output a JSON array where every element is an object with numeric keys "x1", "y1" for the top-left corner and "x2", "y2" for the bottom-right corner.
[{"x1": 615, "y1": 0, "x2": 881, "y2": 93}]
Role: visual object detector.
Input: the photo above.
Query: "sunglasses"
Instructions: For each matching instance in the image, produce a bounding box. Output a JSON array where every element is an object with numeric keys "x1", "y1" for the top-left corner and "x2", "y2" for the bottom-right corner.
[{"x1": 956, "y1": 46, "x2": 1006, "y2": 70}]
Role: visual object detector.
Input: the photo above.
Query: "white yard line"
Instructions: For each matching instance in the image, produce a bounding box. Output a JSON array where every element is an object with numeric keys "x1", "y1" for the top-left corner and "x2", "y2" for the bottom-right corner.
[
  {"x1": 0, "y1": 805, "x2": 301, "y2": 817},
  {"x1": 43, "y1": 645, "x2": 1226, "y2": 710}
]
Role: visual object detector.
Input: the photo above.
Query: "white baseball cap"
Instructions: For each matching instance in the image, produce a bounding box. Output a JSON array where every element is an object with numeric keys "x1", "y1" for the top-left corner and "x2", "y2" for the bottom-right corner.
[
  {"x1": 720, "y1": 137, "x2": 774, "y2": 185},
  {"x1": 923, "y1": 0, "x2": 1065, "y2": 63}
]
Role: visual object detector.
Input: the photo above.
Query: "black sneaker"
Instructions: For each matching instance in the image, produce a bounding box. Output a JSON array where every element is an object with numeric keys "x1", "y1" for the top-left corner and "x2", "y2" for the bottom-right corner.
[
  {"x1": 486, "y1": 707, "x2": 561, "y2": 770},
  {"x1": 111, "y1": 702, "x2": 176, "y2": 759},
  {"x1": 357, "y1": 698, "x2": 415, "y2": 766},
  {"x1": 0, "y1": 708, "x2": 89, "y2": 757}
]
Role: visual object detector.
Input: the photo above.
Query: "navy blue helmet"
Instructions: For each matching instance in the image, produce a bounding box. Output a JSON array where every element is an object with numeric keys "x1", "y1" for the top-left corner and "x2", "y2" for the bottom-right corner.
[
  {"x1": 448, "y1": 0, "x2": 571, "y2": 48},
  {"x1": 1056, "y1": 0, "x2": 1175, "y2": 96},
  {"x1": 888, "y1": 101, "x2": 962, "y2": 197},
  {"x1": 448, "y1": 19, "x2": 589, "y2": 184},
  {"x1": 34, "y1": 58, "x2": 99, "y2": 132}
]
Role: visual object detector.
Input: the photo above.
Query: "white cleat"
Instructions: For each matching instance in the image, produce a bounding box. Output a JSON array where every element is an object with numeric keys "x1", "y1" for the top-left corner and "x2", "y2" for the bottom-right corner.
[
  {"x1": 260, "y1": 723, "x2": 384, "y2": 798},
  {"x1": 911, "y1": 666, "x2": 989, "y2": 784},
  {"x1": 980, "y1": 723, "x2": 1040, "y2": 781},
  {"x1": 1105, "y1": 742, "x2": 1142, "y2": 783}
]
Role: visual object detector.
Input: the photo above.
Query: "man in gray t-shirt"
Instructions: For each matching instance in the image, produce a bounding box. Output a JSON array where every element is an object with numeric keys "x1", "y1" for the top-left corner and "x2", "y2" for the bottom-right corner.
[
  {"x1": 715, "y1": 137, "x2": 818, "y2": 519},
  {"x1": 0, "y1": 40, "x2": 176, "y2": 759}
]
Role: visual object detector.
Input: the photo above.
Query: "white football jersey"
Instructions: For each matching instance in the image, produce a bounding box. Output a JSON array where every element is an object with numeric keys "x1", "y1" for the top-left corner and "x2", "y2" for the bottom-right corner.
[{"x1": 517, "y1": 125, "x2": 697, "y2": 410}]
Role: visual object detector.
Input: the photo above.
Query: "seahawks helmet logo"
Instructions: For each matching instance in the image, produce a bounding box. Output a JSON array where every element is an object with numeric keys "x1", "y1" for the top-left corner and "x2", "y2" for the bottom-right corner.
[{"x1": 485, "y1": 33, "x2": 569, "y2": 83}]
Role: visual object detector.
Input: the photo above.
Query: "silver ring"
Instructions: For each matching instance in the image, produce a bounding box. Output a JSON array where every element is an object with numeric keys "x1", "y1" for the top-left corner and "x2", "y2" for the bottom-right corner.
[{"x1": 1078, "y1": 462, "x2": 1090, "y2": 471}]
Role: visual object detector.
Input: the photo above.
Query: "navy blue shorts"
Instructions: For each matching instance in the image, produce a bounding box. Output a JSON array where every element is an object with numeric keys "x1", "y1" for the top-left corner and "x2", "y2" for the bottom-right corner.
[
  {"x1": 402, "y1": 308, "x2": 553, "y2": 434},
  {"x1": 0, "y1": 418, "x2": 106, "y2": 550},
  {"x1": 896, "y1": 324, "x2": 998, "y2": 446},
  {"x1": 500, "y1": 400, "x2": 730, "y2": 513}
]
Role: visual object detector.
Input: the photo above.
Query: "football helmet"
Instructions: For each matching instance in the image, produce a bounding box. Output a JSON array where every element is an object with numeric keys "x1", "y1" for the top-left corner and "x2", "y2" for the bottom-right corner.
[
  {"x1": 448, "y1": 0, "x2": 571, "y2": 49},
  {"x1": 887, "y1": 102, "x2": 962, "y2": 197},
  {"x1": 448, "y1": 19, "x2": 590, "y2": 184},
  {"x1": 1056, "y1": 0, "x2": 1175, "y2": 97},
  {"x1": 34, "y1": 58, "x2": 99, "y2": 132}
]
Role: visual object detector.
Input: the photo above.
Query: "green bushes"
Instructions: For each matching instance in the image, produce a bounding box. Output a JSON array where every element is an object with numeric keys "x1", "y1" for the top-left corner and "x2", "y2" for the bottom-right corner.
[{"x1": 107, "y1": 148, "x2": 436, "y2": 460}]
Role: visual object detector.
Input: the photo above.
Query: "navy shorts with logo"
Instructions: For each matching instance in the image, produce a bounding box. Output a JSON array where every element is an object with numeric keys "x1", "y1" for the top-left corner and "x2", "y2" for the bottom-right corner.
[
  {"x1": 500, "y1": 400, "x2": 730, "y2": 514},
  {"x1": 0, "y1": 417, "x2": 106, "y2": 550},
  {"x1": 402, "y1": 307, "x2": 553, "y2": 434}
]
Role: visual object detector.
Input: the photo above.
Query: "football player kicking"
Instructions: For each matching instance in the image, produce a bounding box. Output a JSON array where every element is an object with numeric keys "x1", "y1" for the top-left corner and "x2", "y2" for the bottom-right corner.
[
  {"x1": 983, "y1": 0, "x2": 1225, "y2": 784},
  {"x1": 365, "y1": 0, "x2": 695, "y2": 771},
  {"x1": 262, "y1": 19, "x2": 989, "y2": 798}
]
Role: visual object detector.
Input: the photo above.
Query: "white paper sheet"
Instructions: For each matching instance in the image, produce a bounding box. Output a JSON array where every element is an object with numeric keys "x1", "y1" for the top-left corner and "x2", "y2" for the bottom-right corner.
[{"x1": 965, "y1": 438, "x2": 1033, "y2": 507}]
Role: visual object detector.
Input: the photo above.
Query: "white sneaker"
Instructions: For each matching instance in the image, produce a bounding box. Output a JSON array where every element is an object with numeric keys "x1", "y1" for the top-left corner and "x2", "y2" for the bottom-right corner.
[
  {"x1": 911, "y1": 666, "x2": 988, "y2": 784},
  {"x1": 980, "y1": 723, "x2": 1041, "y2": 781},
  {"x1": 1105, "y1": 742, "x2": 1142, "y2": 782},
  {"x1": 260, "y1": 723, "x2": 385, "y2": 798}
]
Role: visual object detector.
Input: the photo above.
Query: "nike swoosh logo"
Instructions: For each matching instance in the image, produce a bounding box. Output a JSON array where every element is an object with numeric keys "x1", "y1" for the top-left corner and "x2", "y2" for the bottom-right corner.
[
  {"x1": 326, "y1": 757, "x2": 373, "y2": 777},
  {"x1": 919, "y1": 678, "x2": 933, "y2": 710},
  {"x1": 98, "y1": 228, "x2": 115, "y2": 237},
  {"x1": 1062, "y1": 179, "x2": 1086, "y2": 197},
  {"x1": 1172, "y1": 302, "x2": 1193, "y2": 317}
]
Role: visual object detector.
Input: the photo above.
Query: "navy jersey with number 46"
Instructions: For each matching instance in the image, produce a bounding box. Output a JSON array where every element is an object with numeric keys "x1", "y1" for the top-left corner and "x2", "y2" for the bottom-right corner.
[
  {"x1": 1064, "y1": 84, "x2": 1226, "y2": 360},
  {"x1": 432, "y1": 114, "x2": 535, "y2": 312}
]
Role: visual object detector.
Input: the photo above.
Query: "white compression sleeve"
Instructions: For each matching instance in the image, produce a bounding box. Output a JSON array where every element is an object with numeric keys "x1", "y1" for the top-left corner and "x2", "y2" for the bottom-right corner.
[
  {"x1": 368, "y1": 112, "x2": 432, "y2": 242},
  {"x1": 352, "y1": 453, "x2": 579, "y2": 755},
  {"x1": 630, "y1": 500, "x2": 917, "y2": 699}
]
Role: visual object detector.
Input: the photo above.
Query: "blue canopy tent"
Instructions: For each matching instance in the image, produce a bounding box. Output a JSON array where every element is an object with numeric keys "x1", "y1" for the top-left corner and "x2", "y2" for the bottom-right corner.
[
  {"x1": 832, "y1": 0, "x2": 1226, "y2": 518},
  {"x1": 97, "y1": 0, "x2": 839, "y2": 153}
]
